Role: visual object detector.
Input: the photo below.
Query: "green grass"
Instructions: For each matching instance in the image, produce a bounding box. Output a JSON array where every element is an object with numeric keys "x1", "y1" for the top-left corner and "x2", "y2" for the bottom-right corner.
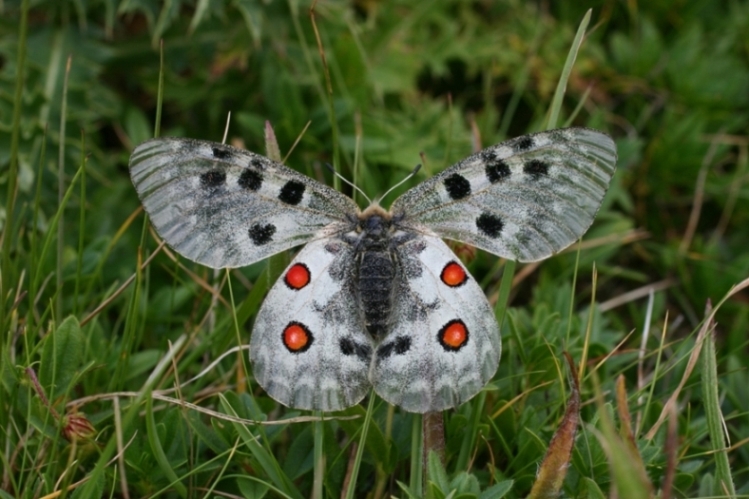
[{"x1": 2, "y1": 1, "x2": 749, "y2": 498}]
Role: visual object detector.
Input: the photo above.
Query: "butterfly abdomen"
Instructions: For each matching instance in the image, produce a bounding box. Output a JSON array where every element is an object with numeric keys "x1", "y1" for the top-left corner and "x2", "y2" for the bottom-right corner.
[
  {"x1": 358, "y1": 250, "x2": 396, "y2": 340},
  {"x1": 355, "y1": 213, "x2": 397, "y2": 340}
]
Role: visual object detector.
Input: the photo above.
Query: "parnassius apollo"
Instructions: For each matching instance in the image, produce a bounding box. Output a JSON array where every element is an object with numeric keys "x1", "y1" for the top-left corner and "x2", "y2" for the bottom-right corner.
[{"x1": 129, "y1": 127, "x2": 617, "y2": 413}]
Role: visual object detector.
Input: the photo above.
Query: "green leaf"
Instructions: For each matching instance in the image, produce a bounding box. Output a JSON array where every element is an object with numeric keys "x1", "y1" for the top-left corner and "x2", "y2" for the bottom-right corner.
[
  {"x1": 427, "y1": 450, "x2": 450, "y2": 493},
  {"x1": 39, "y1": 315, "x2": 85, "y2": 401},
  {"x1": 478, "y1": 480, "x2": 513, "y2": 499},
  {"x1": 237, "y1": 477, "x2": 270, "y2": 499},
  {"x1": 449, "y1": 472, "x2": 481, "y2": 495},
  {"x1": 580, "y1": 477, "x2": 606, "y2": 499},
  {"x1": 146, "y1": 392, "x2": 187, "y2": 497}
]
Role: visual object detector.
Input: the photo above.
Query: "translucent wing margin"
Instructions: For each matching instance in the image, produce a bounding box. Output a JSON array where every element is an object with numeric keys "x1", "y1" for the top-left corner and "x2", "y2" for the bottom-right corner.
[
  {"x1": 129, "y1": 138, "x2": 359, "y2": 268},
  {"x1": 391, "y1": 128, "x2": 617, "y2": 262}
]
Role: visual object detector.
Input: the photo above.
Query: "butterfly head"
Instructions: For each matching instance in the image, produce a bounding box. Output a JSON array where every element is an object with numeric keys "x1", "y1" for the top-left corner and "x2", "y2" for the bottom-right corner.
[{"x1": 356, "y1": 204, "x2": 390, "y2": 235}]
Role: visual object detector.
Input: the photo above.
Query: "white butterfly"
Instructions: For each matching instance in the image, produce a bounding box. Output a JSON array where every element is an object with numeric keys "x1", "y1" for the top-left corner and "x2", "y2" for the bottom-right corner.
[{"x1": 129, "y1": 127, "x2": 616, "y2": 413}]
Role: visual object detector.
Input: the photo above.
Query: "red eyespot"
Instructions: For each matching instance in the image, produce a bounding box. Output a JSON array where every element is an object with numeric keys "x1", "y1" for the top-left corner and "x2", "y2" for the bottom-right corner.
[
  {"x1": 438, "y1": 320, "x2": 468, "y2": 351},
  {"x1": 284, "y1": 263, "x2": 311, "y2": 290},
  {"x1": 441, "y1": 261, "x2": 467, "y2": 287},
  {"x1": 283, "y1": 322, "x2": 313, "y2": 353}
]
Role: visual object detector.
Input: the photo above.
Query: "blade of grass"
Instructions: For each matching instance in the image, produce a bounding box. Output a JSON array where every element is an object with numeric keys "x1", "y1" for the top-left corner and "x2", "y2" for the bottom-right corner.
[
  {"x1": 344, "y1": 394, "x2": 376, "y2": 499},
  {"x1": 309, "y1": 0, "x2": 340, "y2": 191},
  {"x1": 700, "y1": 300, "x2": 737, "y2": 497},
  {"x1": 155, "y1": 39, "x2": 164, "y2": 138},
  {"x1": 1, "y1": 0, "x2": 30, "y2": 332},
  {"x1": 578, "y1": 264, "x2": 597, "y2": 382},
  {"x1": 591, "y1": 395, "x2": 654, "y2": 498},
  {"x1": 219, "y1": 395, "x2": 303, "y2": 499},
  {"x1": 32, "y1": 166, "x2": 85, "y2": 294},
  {"x1": 74, "y1": 131, "x2": 86, "y2": 316},
  {"x1": 499, "y1": 27, "x2": 542, "y2": 137},
  {"x1": 546, "y1": 8, "x2": 591, "y2": 130},
  {"x1": 56, "y1": 55, "x2": 72, "y2": 322},
  {"x1": 29, "y1": 128, "x2": 48, "y2": 333}
]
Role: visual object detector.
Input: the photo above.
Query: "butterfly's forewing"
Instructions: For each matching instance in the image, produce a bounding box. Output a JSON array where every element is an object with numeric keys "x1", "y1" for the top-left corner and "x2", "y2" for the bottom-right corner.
[
  {"x1": 371, "y1": 235, "x2": 500, "y2": 413},
  {"x1": 391, "y1": 128, "x2": 617, "y2": 262},
  {"x1": 250, "y1": 237, "x2": 373, "y2": 411},
  {"x1": 129, "y1": 138, "x2": 359, "y2": 268}
]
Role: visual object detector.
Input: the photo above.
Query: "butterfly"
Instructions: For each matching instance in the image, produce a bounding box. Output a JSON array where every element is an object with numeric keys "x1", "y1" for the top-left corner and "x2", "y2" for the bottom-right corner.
[{"x1": 129, "y1": 127, "x2": 616, "y2": 413}]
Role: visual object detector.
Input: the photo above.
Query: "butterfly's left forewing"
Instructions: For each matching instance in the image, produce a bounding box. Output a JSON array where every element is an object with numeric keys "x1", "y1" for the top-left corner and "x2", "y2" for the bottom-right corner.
[
  {"x1": 371, "y1": 234, "x2": 500, "y2": 413},
  {"x1": 250, "y1": 237, "x2": 373, "y2": 412},
  {"x1": 130, "y1": 138, "x2": 359, "y2": 269}
]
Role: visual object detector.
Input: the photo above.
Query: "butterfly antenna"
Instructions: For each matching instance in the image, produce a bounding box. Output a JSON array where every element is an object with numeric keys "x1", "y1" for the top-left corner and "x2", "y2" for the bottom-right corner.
[
  {"x1": 324, "y1": 163, "x2": 372, "y2": 204},
  {"x1": 222, "y1": 111, "x2": 232, "y2": 144},
  {"x1": 377, "y1": 163, "x2": 422, "y2": 204}
]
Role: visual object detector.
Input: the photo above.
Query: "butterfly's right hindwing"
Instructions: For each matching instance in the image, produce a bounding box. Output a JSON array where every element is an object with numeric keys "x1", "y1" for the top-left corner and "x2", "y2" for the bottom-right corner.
[
  {"x1": 129, "y1": 138, "x2": 359, "y2": 268},
  {"x1": 371, "y1": 234, "x2": 501, "y2": 413},
  {"x1": 250, "y1": 237, "x2": 373, "y2": 411}
]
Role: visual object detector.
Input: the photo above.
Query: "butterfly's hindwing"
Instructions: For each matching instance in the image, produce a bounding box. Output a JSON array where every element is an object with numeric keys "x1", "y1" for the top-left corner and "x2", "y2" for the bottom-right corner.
[
  {"x1": 250, "y1": 237, "x2": 373, "y2": 411},
  {"x1": 370, "y1": 234, "x2": 501, "y2": 413},
  {"x1": 129, "y1": 138, "x2": 359, "y2": 268},
  {"x1": 391, "y1": 127, "x2": 617, "y2": 262}
]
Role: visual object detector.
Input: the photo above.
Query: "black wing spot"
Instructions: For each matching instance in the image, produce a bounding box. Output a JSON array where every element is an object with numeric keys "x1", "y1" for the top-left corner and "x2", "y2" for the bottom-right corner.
[
  {"x1": 339, "y1": 337, "x2": 372, "y2": 362},
  {"x1": 200, "y1": 169, "x2": 226, "y2": 188},
  {"x1": 524, "y1": 159, "x2": 549, "y2": 179},
  {"x1": 476, "y1": 213, "x2": 503, "y2": 238},
  {"x1": 238, "y1": 169, "x2": 263, "y2": 191},
  {"x1": 212, "y1": 147, "x2": 231, "y2": 159},
  {"x1": 377, "y1": 336, "x2": 411, "y2": 359},
  {"x1": 248, "y1": 223, "x2": 276, "y2": 245},
  {"x1": 278, "y1": 180, "x2": 306, "y2": 205},
  {"x1": 485, "y1": 155, "x2": 511, "y2": 184},
  {"x1": 444, "y1": 173, "x2": 471, "y2": 200},
  {"x1": 250, "y1": 158, "x2": 266, "y2": 170},
  {"x1": 514, "y1": 136, "x2": 535, "y2": 152}
]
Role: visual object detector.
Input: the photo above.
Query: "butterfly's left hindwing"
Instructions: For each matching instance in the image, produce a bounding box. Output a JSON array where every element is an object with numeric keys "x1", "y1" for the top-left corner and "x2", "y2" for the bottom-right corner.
[
  {"x1": 129, "y1": 138, "x2": 359, "y2": 269},
  {"x1": 371, "y1": 235, "x2": 501, "y2": 413},
  {"x1": 250, "y1": 237, "x2": 373, "y2": 412}
]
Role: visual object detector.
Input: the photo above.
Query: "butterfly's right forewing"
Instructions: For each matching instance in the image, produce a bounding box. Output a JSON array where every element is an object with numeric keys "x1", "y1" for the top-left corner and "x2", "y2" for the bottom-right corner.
[
  {"x1": 129, "y1": 138, "x2": 359, "y2": 268},
  {"x1": 392, "y1": 128, "x2": 616, "y2": 262}
]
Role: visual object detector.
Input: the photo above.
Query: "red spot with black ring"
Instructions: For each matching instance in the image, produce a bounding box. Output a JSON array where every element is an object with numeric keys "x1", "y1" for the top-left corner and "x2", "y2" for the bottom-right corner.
[
  {"x1": 438, "y1": 319, "x2": 469, "y2": 351},
  {"x1": 282, "y1": 322, "x2": 313, "y2": 353},
  {"x1": 441, "y1": 261, "x2": 468, "y2": 287},
  {"x1": 284, "y1": 263, "x2": 311, "y2": 290}
]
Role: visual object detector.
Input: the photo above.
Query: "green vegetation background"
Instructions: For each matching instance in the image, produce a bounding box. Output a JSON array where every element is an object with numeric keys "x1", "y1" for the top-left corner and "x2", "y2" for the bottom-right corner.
[{"x1": 1, "y1": 1, "x2": 748, "y2": 497}]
